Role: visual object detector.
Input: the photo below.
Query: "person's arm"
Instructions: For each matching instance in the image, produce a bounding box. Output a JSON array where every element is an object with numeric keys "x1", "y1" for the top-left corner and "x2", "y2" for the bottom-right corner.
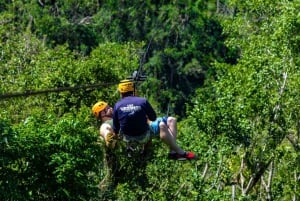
[
  {"x1": 100, "y1": 122, "x2": 116, "y2": 147},
  {"x1": 100, "y1": 122, "x2": 114, "y2": 138},
  {"x1": 112, "y1": 105, "x2": 120, "y2": 134},
  {"x1": 145, "y1": 100, "x2": 157, "y2": 121}
]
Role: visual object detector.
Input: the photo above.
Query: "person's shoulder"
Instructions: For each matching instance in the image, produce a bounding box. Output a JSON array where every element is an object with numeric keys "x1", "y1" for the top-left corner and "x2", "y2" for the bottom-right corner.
[
  {"x1": 114, "y1": 100, "x2": 123, "y2": 107},
  {"x1": 133, "y1": 96, "x2": 147, "y2": 101},
  {"x1": 133, "y1": 96, "x2": 150, "y2": 104}
]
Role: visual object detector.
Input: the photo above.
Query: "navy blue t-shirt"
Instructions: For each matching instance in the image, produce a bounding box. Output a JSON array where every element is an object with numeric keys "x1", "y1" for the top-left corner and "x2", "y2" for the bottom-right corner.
[{"x1": 113, "y1": 96, "x2": 156, "y2": 136}]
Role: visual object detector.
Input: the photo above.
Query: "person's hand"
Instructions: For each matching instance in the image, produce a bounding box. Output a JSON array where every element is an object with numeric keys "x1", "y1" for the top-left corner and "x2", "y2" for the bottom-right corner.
[
  {"x1": 147, "y1": 118, "x2": 152, "y2": 125},
  {"x1": 105, "y1": 132, "x2": 117, "y2": 148}
]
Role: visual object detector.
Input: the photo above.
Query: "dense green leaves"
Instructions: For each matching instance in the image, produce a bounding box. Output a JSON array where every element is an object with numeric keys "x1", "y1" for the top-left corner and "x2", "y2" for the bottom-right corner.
[
  {"x1": 0, "y1": 111, "x2": 103, "y2": 200},
  {"x1": 1, "y1": 0, "x2": 230, "y2": 116},
  {"x1": 0, "y1": 38, "x2": 142, "y2": 120},
  {"x1": 1, "y1": 0, "x2": 300, "y2": 200},
  {"x1": 187, "y1": 0, "x2": 300, "y2": 199}
]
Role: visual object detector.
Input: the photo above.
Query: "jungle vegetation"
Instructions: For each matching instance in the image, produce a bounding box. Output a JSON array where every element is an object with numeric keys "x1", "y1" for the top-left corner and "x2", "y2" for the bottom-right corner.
[{"x1": 1, "y1": 0, "x2": 300, "y2": 200}]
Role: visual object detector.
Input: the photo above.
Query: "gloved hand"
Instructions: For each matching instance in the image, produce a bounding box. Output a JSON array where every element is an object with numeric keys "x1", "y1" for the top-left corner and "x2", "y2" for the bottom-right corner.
[{"x1": 105, "y1": 132, "x2": 117, "y2": 148}]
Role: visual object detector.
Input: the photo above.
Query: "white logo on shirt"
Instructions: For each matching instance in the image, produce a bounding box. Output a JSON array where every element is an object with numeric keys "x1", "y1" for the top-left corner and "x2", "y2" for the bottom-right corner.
[{"x1": 120, "y1": 104, "x2": 141, "y2": 113}]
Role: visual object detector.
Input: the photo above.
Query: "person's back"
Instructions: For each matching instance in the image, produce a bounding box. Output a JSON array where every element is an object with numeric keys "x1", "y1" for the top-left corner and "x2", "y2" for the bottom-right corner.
[{"x1": 113, "y1": 95, "x2": 156, "y2": 136}]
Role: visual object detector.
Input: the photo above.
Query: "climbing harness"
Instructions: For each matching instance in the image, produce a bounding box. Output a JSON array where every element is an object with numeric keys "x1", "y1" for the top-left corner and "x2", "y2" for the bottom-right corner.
[{"x1": 119, "y1": 130, "x2": 151, "y2": 157}]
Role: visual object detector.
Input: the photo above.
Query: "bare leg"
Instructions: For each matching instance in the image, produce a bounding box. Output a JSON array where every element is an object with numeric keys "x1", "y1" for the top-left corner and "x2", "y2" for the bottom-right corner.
[
  {"x1": 166, "y1": 117, "x2": 177, "y2": 139},
  {"x1": 159, "y1": 121, "x2": 185, "y2": 154}
]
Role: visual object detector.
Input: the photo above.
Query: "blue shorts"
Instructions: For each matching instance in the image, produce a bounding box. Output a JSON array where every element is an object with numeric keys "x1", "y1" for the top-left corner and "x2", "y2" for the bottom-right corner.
[{"x1": 149, "y1": 116, "x2": 168, "y2": 136}]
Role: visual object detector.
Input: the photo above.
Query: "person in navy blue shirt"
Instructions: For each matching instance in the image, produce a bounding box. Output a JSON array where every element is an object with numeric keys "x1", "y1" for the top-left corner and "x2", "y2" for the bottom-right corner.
[
  {"x1": 112, "y1": 80, "x2": 196, "y2": 160},
  {"x1": 113, "y1": 80, "x2": 155, "y2": 145}
]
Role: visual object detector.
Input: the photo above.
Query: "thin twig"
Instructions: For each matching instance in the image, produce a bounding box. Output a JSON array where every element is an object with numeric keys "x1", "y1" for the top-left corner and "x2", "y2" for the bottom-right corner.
[
  {"x1": 174, "y1": 182, "x2": 187, "y2": 198},
  {"x1": 202, "y1": 162, "x2": 209, "y2": 178},
  {"x1": 205, "y1": 156, "x2": 224, "y2": 192},
  {"x1": 232, "y1": 184, "x2": 236, "y2": 201}
]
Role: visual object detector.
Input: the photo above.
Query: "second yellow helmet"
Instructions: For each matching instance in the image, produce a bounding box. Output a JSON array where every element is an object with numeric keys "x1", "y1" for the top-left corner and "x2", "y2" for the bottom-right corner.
[{"x1": 92, "y1": 101, "x2": 108, "y2": 118}]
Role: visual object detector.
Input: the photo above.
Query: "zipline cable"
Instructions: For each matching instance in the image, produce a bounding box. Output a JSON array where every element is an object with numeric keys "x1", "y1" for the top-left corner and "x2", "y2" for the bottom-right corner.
[
  {"x1": 1, "y1": 37, "x2": 153, "y2": 100},
  {"x1": 0, "y1": 82, "x2": 117, "y2": 100}
]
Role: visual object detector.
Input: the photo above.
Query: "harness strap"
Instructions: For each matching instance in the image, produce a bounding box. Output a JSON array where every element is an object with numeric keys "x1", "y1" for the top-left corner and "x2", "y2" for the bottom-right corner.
[{"x1": 121, "y1": 130, "x2": 151, "y2": 157}]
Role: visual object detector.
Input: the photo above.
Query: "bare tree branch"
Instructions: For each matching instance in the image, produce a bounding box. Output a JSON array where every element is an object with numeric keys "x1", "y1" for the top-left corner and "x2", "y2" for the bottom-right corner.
[
  {"x1": 232, "y1": 184, "x2": 236, "y2": 201},
  {"x1": 174, "y1": 182, "x2": 187, "y2": 198},
  {"x1": 265, "y1": 161, "x2": 274, "y2": 201},
  {"x1": 273, "y1": 72, "x2": 287, "y2": 121},
  {"x1": 205, "y1": 156, "x2": 224, "y2": 192},
  {"x1": 292, "y1": 171, "x2": 298, "y2": 201},
  {"x1": 202, "y1": 162, "x2": 209, "y2": 178},
  {"x1": 239, "y1": 158, "x2": 246, "y2": 191},
  {"x1": 286, "y1": 133, "x2": 299, "y2": 151},
  {"x1": 243, "y1": 159, "x2": 272, "y2": 195},
  {"x1": 38, "y1": 0, "x2": 44, "y2": 7}
]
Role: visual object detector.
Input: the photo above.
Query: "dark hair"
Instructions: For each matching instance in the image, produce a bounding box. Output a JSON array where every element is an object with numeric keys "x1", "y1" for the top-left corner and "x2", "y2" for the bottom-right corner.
[{"x1": 121, "y1": 91, "x2": 134, "y2": 98}]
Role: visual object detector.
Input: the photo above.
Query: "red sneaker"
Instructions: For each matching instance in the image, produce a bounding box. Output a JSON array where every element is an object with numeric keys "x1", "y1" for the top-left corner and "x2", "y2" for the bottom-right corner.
[{"x1": 168, "y1": 152, "x2": 197, "y2": 160}]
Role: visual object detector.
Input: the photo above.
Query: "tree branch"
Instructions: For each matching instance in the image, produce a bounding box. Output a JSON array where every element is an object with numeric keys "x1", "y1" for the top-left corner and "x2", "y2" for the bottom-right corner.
[
  {"x1": 202, "y1": 162, "x2": 209, "y2": 178},
  {"x1": 243, "y1": 159, "x2": 273, "y2": 195},
  {"x1": 272, "y1": 72, "x2": 287, "y2": 121},
  {"x1": 286, "y1": 133, "x2": 299, "y2": 151},
  {"x1": 265, "y1": 161, "x2": 274, "y2": 201}
]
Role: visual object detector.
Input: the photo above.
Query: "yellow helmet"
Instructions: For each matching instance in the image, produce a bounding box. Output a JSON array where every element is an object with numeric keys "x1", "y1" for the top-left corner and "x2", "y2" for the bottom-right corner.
[
  {"x1": 92, "y1": 101, "x2": 108, "y2": 118},
  {"x1": 118, "y1": 80, "x2": 134, "y2": 93}
]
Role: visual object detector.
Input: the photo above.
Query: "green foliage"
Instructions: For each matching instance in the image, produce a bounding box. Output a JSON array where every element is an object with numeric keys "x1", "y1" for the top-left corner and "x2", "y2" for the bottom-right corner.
[
  {"x1": 1, "y1": 0, "x2": 300, "y2": 200},
  {"x1": 186, "y1": 0, "x2": 300, "y2": 199},
  {"x1": 102, "y1": 140, "x2": 206, "y2": 201},
  {"x1": 0, "y1": 110, "x2": 103, "y2": 200},
  {"x1": 140, "y1": 1, "x2": 234, "y2": 116},
  {"x1": 1, "y1": 0, "x2": 232, "y2": 117},
  {"x1": 0, "y1": 35, "x2": 142, "y2": 121}
]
